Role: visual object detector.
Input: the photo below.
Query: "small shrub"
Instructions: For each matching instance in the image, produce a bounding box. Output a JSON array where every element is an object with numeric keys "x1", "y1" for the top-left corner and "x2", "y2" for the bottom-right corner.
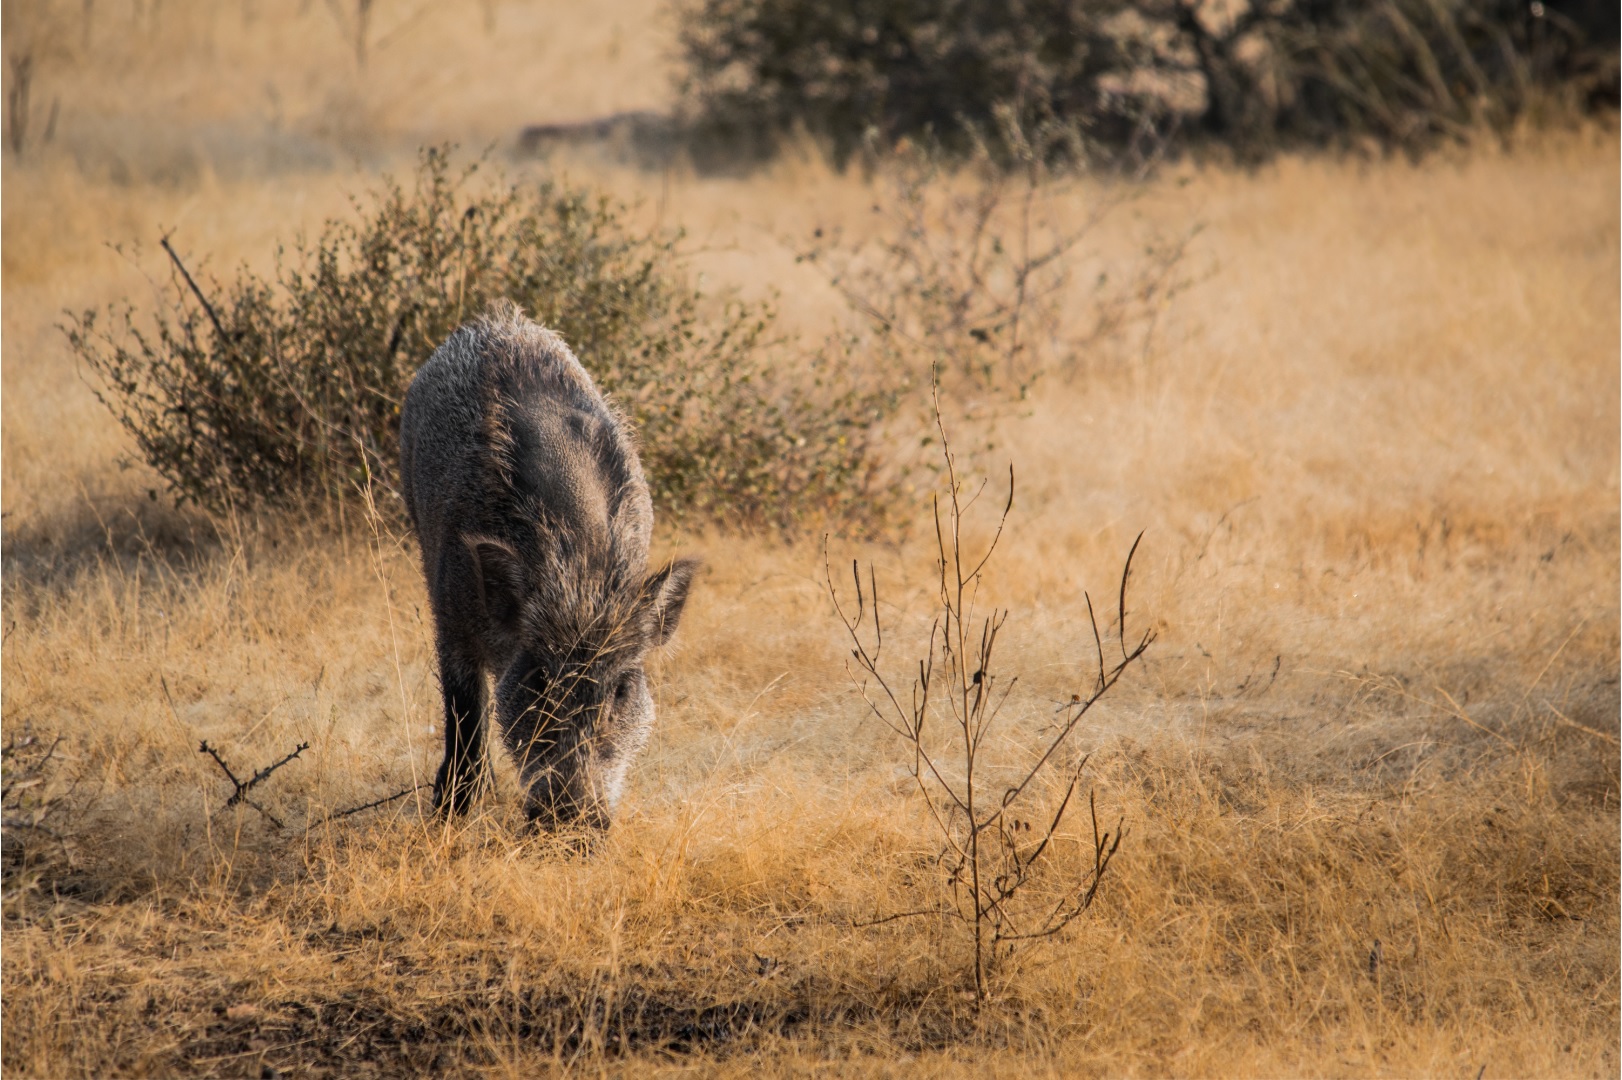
[
  {"x1": 827, "y1": 398, "x2": 1153, "y2": 1001},
  {"x1": 802, "y1": 130, "x2": 1197, "y2": 404},
  {"x1": 65, "y1": 148, "x2": 899, "y2": 534}
]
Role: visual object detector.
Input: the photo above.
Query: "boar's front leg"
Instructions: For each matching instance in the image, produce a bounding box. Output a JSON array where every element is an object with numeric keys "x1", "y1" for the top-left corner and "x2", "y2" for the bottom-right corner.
[{"x1": 431, "y1": 633, "x2": 490, "y2": 816}]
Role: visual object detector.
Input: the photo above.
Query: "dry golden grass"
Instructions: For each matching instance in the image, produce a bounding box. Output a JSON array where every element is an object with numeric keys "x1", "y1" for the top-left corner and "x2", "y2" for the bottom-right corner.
[{"x1": 3, "y1": 2, "x2": 1618, "y2": 1076}]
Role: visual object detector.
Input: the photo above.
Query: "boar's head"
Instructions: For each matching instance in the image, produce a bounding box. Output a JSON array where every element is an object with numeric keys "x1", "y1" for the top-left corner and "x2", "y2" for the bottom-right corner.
[{"x1": 468, "y1": 534, "x2": 699, "y2": 831}]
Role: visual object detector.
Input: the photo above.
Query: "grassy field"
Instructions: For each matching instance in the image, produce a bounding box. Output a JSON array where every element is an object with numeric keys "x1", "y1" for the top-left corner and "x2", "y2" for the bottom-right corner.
[{"x1": 3, "y1": 2, "x2": 1618, "y2": 1076}]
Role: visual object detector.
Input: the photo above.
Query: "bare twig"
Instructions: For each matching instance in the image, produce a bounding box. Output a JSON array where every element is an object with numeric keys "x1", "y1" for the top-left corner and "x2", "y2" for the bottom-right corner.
[
  {"x1": 197, "y1": 739, "x2": 309, "y2": 829},
  {"x1": 159, "y1": 235, "x2": 230, "y2": 346},
  {"x1": 197, "y1": 740, "x2": 244, "y2": 789},
  {"x1": 827, "y1": 391, "x2": 1152, "y2": 1001},
  {"x1": 226, "y1": 742, "x2": 311, "y2": 807},
  {"x1": 851, "y1": 906, "x2": 956, "y2": 928},
  {"x1": 1117, "y1": 531, "x2": 1143, "y2": 660},
  {"x1": 304, "y1": 783, "x2": 423, "y2": 832}
]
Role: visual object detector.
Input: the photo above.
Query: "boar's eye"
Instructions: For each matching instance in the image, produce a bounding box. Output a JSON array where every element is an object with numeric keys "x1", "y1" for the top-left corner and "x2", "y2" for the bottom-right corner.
[{"x1": 613, "y1": 673, "x2": 637, "y2": 705}]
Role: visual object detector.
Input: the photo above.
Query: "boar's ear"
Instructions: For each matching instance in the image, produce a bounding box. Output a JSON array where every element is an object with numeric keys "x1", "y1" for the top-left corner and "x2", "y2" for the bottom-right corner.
[
  {"x1": 465, "y1": 535, "x2": 527, "y2": 632},
  {"x1": 639, "y1": 557, "x2": 701, "y2": 647}
]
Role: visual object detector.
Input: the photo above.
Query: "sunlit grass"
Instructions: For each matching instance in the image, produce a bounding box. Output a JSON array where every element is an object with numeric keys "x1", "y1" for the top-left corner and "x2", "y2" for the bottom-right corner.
[{"x1": 2, "y1": 2, "x2": 1617, "y2": 1075}]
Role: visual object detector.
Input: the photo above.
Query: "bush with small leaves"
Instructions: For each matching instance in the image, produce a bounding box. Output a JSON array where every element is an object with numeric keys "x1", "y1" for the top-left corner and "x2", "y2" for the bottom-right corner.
[{"x1": 65, "y1": 148, "x2": 900, "y2": 535}]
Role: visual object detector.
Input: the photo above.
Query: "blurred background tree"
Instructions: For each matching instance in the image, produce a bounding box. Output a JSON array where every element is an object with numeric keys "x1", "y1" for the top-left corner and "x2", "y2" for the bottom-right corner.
[{"x1": 676, "y1": 0, "x2": 1619, "y2": 166}]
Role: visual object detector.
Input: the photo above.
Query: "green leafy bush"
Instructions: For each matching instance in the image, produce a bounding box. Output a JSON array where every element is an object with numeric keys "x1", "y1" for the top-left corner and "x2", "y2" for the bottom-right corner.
[{"x1": 65, "y1": 149, "x2": 898, "y2": 534}]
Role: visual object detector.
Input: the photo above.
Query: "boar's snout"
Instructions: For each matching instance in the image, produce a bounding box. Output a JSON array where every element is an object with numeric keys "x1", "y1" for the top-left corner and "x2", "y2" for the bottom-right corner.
[{"x1": 523, "y1": 761, "x2": 613, "y2": 833}]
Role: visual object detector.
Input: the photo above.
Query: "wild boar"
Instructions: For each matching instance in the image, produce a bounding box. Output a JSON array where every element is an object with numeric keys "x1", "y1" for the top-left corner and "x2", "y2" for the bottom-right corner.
[{"x1": 399, "y1": 300, "x2": 698, "y2": 830}]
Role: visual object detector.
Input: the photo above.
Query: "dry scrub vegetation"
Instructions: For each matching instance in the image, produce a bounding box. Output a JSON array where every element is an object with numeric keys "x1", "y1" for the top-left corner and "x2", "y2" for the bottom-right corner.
[{"x1": 3, "y1": 1, "x2": 1619, "y2": 1076}]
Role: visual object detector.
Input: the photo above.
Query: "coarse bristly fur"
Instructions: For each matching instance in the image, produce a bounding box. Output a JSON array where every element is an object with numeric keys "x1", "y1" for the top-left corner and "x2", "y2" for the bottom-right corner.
[{"x1": 400, "y1": 299, "x2": 699, "y2": 830}]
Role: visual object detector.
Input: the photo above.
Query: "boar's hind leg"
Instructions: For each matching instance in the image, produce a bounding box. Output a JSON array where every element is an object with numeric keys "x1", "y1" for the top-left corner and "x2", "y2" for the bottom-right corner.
[{"x1": 432, "y1": 638, "x2": 489, "y2": 815}]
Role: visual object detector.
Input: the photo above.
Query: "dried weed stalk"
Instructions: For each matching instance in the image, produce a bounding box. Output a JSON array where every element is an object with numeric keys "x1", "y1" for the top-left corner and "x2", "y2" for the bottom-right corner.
[{"x1": 828, "y1": 393, "x2": 1154, "y2": 1000}]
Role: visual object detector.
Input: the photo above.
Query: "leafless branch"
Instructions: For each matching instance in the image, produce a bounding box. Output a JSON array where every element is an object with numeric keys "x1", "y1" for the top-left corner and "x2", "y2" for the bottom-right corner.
[
  {"x1": 304, "y1": 783, "x2": 424, "y2": 832},
  {"x1": 827, "y1": 391, "x2": 1152, "y2": 1001},
  {"x1": 159, "y1": 234, "x2": 230, "y2": 347},
  {"x1": 852, "y1": 906, "x2": 958, "y2": 928},
  {"x1": 197, "y1": 740, "x2": 244, "y2": 789},
  {"x1": 197, "y1": 739, "x2": 309, "y2": 829}
]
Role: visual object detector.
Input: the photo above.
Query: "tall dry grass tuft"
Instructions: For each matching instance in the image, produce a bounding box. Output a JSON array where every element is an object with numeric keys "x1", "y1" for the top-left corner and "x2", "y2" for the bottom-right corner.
[{"x1": 2, "y1": 656, "x2": 1613, "y2": 1073}]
